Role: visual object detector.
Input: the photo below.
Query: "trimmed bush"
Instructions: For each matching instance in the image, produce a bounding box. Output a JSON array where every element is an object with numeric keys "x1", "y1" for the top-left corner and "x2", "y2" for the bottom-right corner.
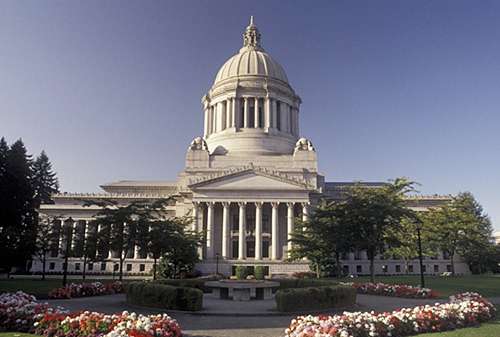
[
  {"x1": 254, "y1": 266, "x2": 266, "y2": 280},
  {"x1": 155, "y1": 278, "x2": 218, "y2": 293},
  {"x1": 126, "y1": 281, "x2": 203, "y2": 311},
  {"x1": 273, "y1": 278, "x2": 339, "y2": 293},
  {"x1": 275, "y1": 285, "x2": 356, "y2": 312},
  {"x1": 235, "y1": 265, "x2": 248, "y2": 279}
]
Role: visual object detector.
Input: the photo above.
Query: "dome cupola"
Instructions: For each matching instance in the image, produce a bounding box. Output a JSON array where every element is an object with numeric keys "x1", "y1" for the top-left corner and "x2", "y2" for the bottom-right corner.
[{"x1": 201, "y1": 17, "x2": 302, "y2": 156}]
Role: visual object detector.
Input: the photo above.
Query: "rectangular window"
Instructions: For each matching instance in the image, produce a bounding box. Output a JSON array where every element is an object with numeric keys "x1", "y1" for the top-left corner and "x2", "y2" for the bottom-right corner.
[
  {"x1": 240, "y1": 106, "x2": 245, "y2": 128},
  {"x1": 113, "y1": 264, "x2": 119, "y2": 271},
  {"x1": 422, "y1": 265, "x2": 427, "y2": 272},
  {"x1": 408, "y1": 265, "x2": 414, "y2": 273},
  {"x1": 434, "y1": 265, "x2": 439, "y2": 273},
  {"x1": 101, "y1": 263, "x2": 106, "y2": 271},
  {"x1": 75, "y1": 263, "x2": 81, "y2": 271},
  {"x1": 88, "y1": 263, "x2": 93, "y2": 271},
  {"x1": 246, "y1": 214, "x2": 255, "y2": 232},
  {"x1": 248, "y1": 106, "x2": 255, "y2": 128},
  {"x1": 276, "y1": 102, "x2": 281, "y2": 130},
  {"x1": 139, "y1": 264, "x2": 145, "y2": 272},
  {"x1": 246, "y1": 241, "x2": 255, "y2": 258},
  {"x1": 232, "y1": 214, "x2": 239, "y2": 231},
  {"x1": 382, "y1": 265, "x2": 388, "y2": 273},
  {"x1": 232, "y1": 241, "x2": 239, "y2": 258},
  {"x1": 126, "y1": 264, "x2": 132, "y2": 272},
  {"x1": 262, "y1": 241, "x2": 270, "y2": 258},
  {"x1": 395, "y1": 265, "x2": 401, "y2": 273},
  {"x1": 447, "y1": 265, "x2": 452, "y2": 272},
  {"x1": 356, "y1": 265, "x2": 362, "y2": 273},
  {"x1": 49, "y1": 262, "x2": 55, "y2": 270},
  {"x1": 343, "y1": 265, "x2": 349, "y2": 274},
  {"x1": 262, "y1": 215, "x2": 270, "y2": 233},
  {"x1": 258, "y1": 106, "x2": 263, "y2": 128}
]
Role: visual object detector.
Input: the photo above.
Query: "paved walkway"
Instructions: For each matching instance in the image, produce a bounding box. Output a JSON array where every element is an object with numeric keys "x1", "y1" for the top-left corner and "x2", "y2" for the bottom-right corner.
[{"x1": 46, "y1": 294, "x2": 500, "y2": 337}]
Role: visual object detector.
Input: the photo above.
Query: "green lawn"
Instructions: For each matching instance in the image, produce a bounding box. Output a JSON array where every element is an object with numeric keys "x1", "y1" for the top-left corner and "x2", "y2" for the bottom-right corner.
[
  {"x1": 0, "y1": 277, "x2": 139, "y2": 299},
  {"x1": 340, "y1": 274, "x2": 500, "y2": 298}
]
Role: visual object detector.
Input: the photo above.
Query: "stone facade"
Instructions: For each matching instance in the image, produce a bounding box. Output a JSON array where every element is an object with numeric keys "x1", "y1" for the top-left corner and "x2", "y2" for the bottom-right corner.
[{"x1": 33, "y1": 18, "x2": 470, "y2": 277}]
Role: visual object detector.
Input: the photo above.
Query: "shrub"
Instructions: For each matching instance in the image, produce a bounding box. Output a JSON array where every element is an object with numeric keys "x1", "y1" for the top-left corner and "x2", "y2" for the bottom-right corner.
[
  {"x1": 293, "y1": 271, "x2": 317, "y2": 279},
  {"x1": 156, "y1": 278, "x2": 216, "y2": 293},
  {"x1": 254, "y1": 266, "x2": 266, "y2": 280},
  {"x1": 273, "y1": 278, "x2": 339, "y2": 293},
  {"x1": 235, "y1": 265, "x2": 248, "y2": 279},
  {"x1": 126, "y1": 281, "x2": 203, "y2": 311},
  {"x1": 275, "y1": 285, "x2": 356, "y2": 312}
]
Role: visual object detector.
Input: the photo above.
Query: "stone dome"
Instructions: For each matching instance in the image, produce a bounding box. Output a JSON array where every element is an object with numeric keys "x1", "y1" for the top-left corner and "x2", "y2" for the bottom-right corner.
[
  {"x1": 213, "y1": 17, "x2": 289, "y2": 85},
  {"x1": 214, "y1": 49, "x2": 289, "y2": 85}
]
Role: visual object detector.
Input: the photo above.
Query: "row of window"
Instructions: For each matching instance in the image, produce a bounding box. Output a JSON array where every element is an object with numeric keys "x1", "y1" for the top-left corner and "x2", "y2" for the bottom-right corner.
[
  {"x1": 344, "y1": 264, "x2": 452, "y2": 274},
  {"x1": 48, "y1": 262, "x2": 147, "y2": 272},
  {"x1": 340, "y1": 252, "x2": 451, "y2": 261}
]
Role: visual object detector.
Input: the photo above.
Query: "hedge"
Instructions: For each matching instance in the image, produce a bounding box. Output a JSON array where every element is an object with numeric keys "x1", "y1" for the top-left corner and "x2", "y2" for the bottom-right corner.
[
  {"x1": 273, "y1": 278, "x2": 339, "y2": 293},
  {"x1": 155, "y1": 279, "x2": 216, "y2": 293},
  {"x1": 126, "y1": 282, "x2": 203, "y2": 311},
  {"x1": 275, "y1": 285, "x2": 356, "y2": 312}
]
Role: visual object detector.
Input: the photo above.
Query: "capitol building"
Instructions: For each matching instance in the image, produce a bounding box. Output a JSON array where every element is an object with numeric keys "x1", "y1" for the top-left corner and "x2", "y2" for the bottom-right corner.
[{"x1": 34, "y1": 18, "x2": 470, "y2": 277}]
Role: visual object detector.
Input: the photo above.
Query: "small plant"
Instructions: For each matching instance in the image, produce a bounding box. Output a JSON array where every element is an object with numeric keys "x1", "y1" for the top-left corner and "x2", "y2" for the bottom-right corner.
[
  {"x1": 254, "y1": 266, "x2": 266, "y2": 280},
  {"x1": 235, "y1": 265, "x2": 248, "y2": 279},
  {"x1": 293, "y1": 271, "x2": 317, "y2": 279}
]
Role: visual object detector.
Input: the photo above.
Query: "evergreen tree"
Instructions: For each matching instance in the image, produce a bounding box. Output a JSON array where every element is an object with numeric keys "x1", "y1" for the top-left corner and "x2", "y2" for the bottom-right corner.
[
  {"x1": 0, "y1": 139, "x2": 37, "y2": 271},
  {"x1": 32, "y1": 150, "x2": 59, "y2": 207}
]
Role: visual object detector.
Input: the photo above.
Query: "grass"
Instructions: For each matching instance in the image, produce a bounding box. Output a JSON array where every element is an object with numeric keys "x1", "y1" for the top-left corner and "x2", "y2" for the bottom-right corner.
[
  {"x1": 0, "y1": 277, "x2": 136, "y2": 299},
  {"x1": 339, "y1": 274, "x2": 500, "y2": 298},
  {"x1": 0, "y1": 275, "x2": 499, "y2": 336}
]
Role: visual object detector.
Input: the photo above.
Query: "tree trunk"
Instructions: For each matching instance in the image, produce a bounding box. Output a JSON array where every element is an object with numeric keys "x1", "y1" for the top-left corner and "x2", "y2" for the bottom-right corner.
[
  {"x1": 316, "y1": 263, "x2": 320, "y2": 278},
  {"x1": 336, "y1": 254, "x2": 341, "y2": 279},
  {"x1": 404, "y1": 260, "x2": 409, "y2": 275},
  {"x1": 153, "y1": 257, "x2": 157, "y2": 281},
  {"x1": 370, "y1": 258, "x2": 375, "y2": 283},
  {"x1": 119, "y1": 256, "x2": 124, "y2": 282},
  {"x1": 42, "y1": 256, "x2": 46, "y2": 281},
  {"x1": 450, "y1": 254, "x2": 455, "y2": 276},
  {"x1": 82, "y1": 256, "x2": 87, "y2": 280}
]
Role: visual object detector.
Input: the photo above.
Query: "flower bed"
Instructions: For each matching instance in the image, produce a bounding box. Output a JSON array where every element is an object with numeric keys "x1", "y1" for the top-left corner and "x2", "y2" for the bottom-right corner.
[
  {"x1": 0, "y1": 291, "x2": 183, "y2": 336},
  {"x1": 285, "y1": 292, "x2": 496, "y2": 337},
  {"x1": 340, "y1": 282, "x2": 438, "y2": 299},
  {"x1": 48, "y1": 281, "x2": 126, "y2": 299}
]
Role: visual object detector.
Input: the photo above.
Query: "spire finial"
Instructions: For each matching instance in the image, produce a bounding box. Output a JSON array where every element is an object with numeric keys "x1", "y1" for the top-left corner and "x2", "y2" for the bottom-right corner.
[{"x1": 241, "y1": 16, "x2": 262, "y2": 52}]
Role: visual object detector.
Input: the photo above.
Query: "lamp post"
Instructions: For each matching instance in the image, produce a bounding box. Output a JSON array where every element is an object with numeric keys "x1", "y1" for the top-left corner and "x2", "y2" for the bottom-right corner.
[
  {"x1": 215, "y1": 252, "x2": 220, "y2": 275},
  {"x1": 62, "y1": 217, "x2": 75, "y2": 286},
  {"x1": 414, "y1": 218, "x2": 425, "y2": 288}
]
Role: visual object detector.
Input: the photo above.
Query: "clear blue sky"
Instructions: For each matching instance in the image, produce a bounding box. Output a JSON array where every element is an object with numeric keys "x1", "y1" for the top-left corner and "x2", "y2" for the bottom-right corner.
[{"x1": 1, "y1": 1, "x2": 499, "y2": 232}]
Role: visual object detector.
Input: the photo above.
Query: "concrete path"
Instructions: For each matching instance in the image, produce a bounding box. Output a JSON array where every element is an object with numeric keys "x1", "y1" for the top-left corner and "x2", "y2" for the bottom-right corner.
[{"x1": 46, "y1": 294, "x2": 500, "y2": 337}]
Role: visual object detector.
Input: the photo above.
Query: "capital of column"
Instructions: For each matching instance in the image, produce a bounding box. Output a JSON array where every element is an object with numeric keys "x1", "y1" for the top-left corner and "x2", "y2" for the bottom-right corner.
[
  {"x1": 238, "y1": 201, "x2": 247, "y2": 209},
  {"x1": 254, "y1": 202, "x2": 263, "y2": 209},
  {"x1": 271, "y1": 202, "x2": 280, "y2": 209},
  {"x1": 286, "y1": 202, "x2": 295, "y2": 209},
  {"x1": 301, "y1": 202, "x2": 310, "y2": 208},
  {"x1": 222, "y1": 201, "x2": 231, "y2": 208},
  {"x1": 207, "y1": 201, "x2": 215, "y2": 209}
]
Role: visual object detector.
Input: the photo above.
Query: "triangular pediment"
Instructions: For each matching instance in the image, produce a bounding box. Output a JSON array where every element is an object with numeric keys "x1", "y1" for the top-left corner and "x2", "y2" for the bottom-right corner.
[{"x1": 187, "y1": 164, "x2": 315, "y2": 191}]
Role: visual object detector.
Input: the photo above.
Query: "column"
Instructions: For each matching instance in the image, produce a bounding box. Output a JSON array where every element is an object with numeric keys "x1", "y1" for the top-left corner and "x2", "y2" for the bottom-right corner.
[
  {"x1": 194, "y1": 203, "x2": 204, "y2": 260},
  {"x1": 226, "y1": 99, "x2": 232, "y2": 128},
  {"x1": 238, "y1": 202, "x2": 247, "y2": 260},
  {"x1": 272, "y1": 99, "x2": 277, "y2": 129},
  {"x1": 235, "y1": 97, "x2": 241, "y2": 129},
  {"x1": 214, "y1": 103, "x2": 219, "y2": 132},
  {"x1": 222, "y1": 202, "x2": 230, "y2": 259},
  {"x1": 209, "y1": 106, "x2": 214, "y2": 134},
  {"x1": 301, "y1": 202, "x2": 309, "y2": 222},
  {"x1": 204, "y1": 107, "x2": 209, "y2": 137},
  {"x1": 206, "y1": 202, "x2": 215, "y2": 259},
  {"x1": 254, "y1": 97, "x2": 259, "y2": 128},
  {"x1": 265, "y1": 97, "x2": 271, "y2": 130},
  {"x1": 282, "y1": 102, "x2": 289, "y2": 133},
  {"x1": 255, "y1": 202, "x2": 263, "y2": 260},
  {"x1": 287, "y1": 202, "x2": 294, "y2": 258},
  {"x1": 294, "y1": 107, "x2": 300, "y2": 136},
  {"x1": 243, "y1": 98, "x2": 249, "y2": 128},
  {"x1": 271, "y1": 202, "x2": 279, "y2": 260},
  {"x1": 70, "y1": 221, "x2": 77, "y2": 251}
]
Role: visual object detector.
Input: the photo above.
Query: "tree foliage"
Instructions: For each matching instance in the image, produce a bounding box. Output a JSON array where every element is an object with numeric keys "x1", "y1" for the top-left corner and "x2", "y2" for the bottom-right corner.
[
  {"x1": 287, "y1": 200, "x2": 355, "y2": 278},
  {"x1": 0, "y1": 137, "x2": 59, "y2": 272},
  {"x1": 425, "y1": 191, "x2": 494, "y2": 275},
  {"x1": 339, "y1": 178, "x2": 418, "y2": 282}
]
